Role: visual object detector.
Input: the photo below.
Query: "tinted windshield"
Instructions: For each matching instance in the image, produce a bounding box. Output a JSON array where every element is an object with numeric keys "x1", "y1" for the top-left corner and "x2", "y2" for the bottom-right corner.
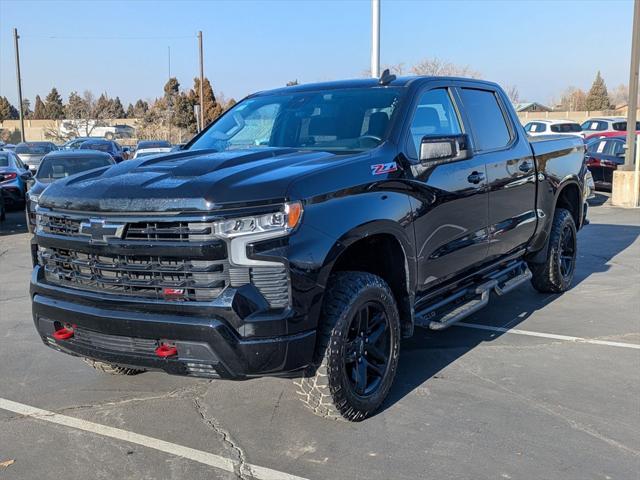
[
  {"x1": 551, "y1": 123, "x2": 582, "y2": 133},
  {"x1": 16, "y1": 143, "x2": 54, "y2": 154},
  {"x1": 189, "y1": 87, "x2": 403, "y2": 153},
  {"x1": 0, "y1": 153, "x2": 10, "y2": 167},
  {"x1": 36, "y1": 156, "x2": 113, "y2": 180}
]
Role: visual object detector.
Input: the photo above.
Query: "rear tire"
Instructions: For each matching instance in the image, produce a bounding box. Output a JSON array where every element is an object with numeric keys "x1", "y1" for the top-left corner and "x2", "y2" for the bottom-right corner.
[
  {"x1": 83, "y1": 358, "x2": 144, "y2": 376},
  {"x1": 529, "y1": 208, "x2": 577, "y2": 293},
  {"x1": 295, "y1": 272, "x2": 400, "y2": 421}
]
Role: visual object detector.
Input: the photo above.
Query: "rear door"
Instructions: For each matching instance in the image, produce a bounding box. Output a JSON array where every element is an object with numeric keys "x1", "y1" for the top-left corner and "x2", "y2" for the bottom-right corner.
[
  {"x1": 455, "y1": 85, "x2": 537, "y2": 261},
  {"x1": 405, "y1": 85, "x2": 490, "y2": 294}
]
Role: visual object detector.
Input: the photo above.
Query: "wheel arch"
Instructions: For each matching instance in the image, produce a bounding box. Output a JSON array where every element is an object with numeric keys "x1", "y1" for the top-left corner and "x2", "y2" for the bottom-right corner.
[{"x1": 319, "y1": 221, "x2": 416, "y2": 338}]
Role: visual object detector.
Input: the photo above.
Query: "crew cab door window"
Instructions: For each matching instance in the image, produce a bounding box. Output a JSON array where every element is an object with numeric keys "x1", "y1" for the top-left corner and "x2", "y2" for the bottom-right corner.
[
  {"x1": 459, "y1": 88, "x2": 513, "y2": 151},
  {"x1": 407, "y1": 88, "x2": 461, "y2": 158}
]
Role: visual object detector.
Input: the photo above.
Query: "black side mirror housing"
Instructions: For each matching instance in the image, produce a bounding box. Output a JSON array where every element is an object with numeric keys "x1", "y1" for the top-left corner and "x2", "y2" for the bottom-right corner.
[
  {"x1": 20, "y1": 170, "x2": 33, "y2": 180},
  {"x1": 419, "y1": 134, "x2": 472, "y2": 165}
]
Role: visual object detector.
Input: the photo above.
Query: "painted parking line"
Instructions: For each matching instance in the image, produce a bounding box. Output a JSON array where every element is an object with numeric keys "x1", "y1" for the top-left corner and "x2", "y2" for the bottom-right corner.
[
  {"x1": 0, "y1": 398, "x2": 309, "y2": 480},
  {"x1": 455, "y1": 322, "x2": 640, "y2": 350}
]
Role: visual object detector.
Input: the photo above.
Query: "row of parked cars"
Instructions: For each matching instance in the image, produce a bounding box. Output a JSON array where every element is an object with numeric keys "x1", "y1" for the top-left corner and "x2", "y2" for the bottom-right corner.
[
  {"x1": 524, "y1": 117, "x2": 639, "y2": 191},
  {"x1": 0, "y1": 138, "x2": 174, "y2": 222}
]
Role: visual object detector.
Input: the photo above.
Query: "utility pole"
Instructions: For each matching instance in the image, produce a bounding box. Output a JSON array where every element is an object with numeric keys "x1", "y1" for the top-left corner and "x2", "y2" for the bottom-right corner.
[
  {"x1": 624, "y1": 0, "x2": 640, "y2": 172},
  {"x1": 13, "y1": 28, "x2": 25, "y2": 143},
  {"x1": 198, "y1": 30, "x2": 205, "y2": 131},
  {"x1": 371, "y1": 0, "x2": 380, "y2": 78}
]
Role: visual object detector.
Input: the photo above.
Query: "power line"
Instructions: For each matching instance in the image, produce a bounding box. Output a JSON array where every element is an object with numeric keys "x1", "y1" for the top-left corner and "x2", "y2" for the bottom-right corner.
[{"x1": 21, "y1": 35, "x2": 195, "y2": 40}]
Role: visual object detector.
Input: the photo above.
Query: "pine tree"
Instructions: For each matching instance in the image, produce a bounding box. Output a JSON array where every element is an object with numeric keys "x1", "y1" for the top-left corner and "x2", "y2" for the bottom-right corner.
[
  {"x1": 33, "y1": 95, "x2": 46, "y2": 119},
  {"x1": 44, "y1": 87, "x2": 65, "y2": 119},
  {"x1": 133, "y1": 99, "x2": 149, "y2": 118},
  {"x1": 94, "y1": 93, "x2": 112, "y2": 119},
  {"x1": 585, "y1": 71, "x2": 612, "y2": 111},
  {"x1": 190, "y1": 77, "x2": 220, "y2": 126},
  {"x1": 0, "y1": 96, "x2": 19, "y2": 121},
  {"x1": 125, "y1": 103, "x2": 135, "y2": 118},
  {"x1": 110, "y1": 96, "x2": 126, "y2": 118}
]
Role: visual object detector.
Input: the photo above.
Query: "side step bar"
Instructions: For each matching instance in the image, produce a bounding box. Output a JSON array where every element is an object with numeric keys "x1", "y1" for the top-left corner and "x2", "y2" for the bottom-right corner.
[{"x1": 415, "y1": 261, "x2": 532, "y2": 331}]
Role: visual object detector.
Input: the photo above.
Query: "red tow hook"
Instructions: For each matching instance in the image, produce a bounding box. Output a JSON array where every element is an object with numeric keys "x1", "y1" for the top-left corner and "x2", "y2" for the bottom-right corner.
[
  {"x1": 53, "y1": 326, "x2": 74, "y2": 340},
  {"x1": 155, "y1": 343, "x2": 178, "y2": 358}
]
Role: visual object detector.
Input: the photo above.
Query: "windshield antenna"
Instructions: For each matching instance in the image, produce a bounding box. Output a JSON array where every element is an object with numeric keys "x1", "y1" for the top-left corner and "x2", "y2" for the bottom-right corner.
[{"x1": 378, "y1": 68, "x2": 396, "y2": 86}]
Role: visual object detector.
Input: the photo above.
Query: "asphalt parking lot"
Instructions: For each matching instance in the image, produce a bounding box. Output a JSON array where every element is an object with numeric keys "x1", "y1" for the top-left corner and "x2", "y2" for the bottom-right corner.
[{"x1": 0, "y1": 195, "x2": 638, "y2": 480}]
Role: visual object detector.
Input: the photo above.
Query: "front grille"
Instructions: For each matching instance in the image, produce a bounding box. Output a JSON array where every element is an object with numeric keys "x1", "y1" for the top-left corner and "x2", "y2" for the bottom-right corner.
[
  {"x1": 38, "y1": 213, "x2": 215, "y2": 242},
  {"x1": 72, "y1": 328, "x2": 158, "y2": 356},
  {"x1": 41, "y1": 247, "x2": 229, "y2": 301}
]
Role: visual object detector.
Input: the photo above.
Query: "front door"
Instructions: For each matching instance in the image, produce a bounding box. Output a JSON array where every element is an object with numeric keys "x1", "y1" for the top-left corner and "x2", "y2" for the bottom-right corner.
[{"x1": 405, "y1": 87, "x2": 490, "y2": 296}]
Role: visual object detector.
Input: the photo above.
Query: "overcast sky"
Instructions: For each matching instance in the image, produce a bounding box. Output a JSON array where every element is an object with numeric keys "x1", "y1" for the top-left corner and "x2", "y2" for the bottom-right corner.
[{"x1": 0, "y1": 0, "x2": 635, "y2": 108}]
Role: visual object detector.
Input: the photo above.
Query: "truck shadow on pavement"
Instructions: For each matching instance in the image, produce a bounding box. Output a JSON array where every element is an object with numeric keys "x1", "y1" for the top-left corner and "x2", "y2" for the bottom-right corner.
[
  {"x1": 382, "y1": 222, "x2": 640, "y2": 414},
  {"x1": 0, "y1": 209, "x2": 29, "y2": 237}
]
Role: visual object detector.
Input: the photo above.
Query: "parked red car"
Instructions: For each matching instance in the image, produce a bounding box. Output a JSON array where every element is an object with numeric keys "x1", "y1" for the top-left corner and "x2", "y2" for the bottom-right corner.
[
  {"x1": 582, "y1": 118, "x2": 640, "y2": 140},
  {"x1": 584, "y1": 135, "x2": 633, "y2": 190}
]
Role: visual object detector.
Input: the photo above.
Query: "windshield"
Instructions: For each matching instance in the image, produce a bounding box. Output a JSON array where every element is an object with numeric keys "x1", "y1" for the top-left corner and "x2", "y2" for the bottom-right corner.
[
  {"x1": 138, "y1": 141, "x2": 171, "y2": 149},
  {"x1": 16, "y1": 143, "x2": 54, "y2": 155},
  {"x1": 36, "y1": 156, "x2": 113, "y2": 180},
  {"x1": 189, "y1": 87, "x2": 403, "y2": 154}
]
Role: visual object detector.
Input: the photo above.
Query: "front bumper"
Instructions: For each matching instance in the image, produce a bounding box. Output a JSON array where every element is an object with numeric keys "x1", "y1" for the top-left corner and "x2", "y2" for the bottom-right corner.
[{"x1": 31, "y1": 267, "x2": 316, "y2": 379}]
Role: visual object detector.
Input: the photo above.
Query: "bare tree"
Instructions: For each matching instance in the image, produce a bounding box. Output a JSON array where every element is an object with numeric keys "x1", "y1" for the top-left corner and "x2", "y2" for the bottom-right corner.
[
  {"x1": 504, "y1": 85, "x2": 520, "y2": 104},
  {"x1": 411, "y1": 58, "x2": 482, "y2": 79}
]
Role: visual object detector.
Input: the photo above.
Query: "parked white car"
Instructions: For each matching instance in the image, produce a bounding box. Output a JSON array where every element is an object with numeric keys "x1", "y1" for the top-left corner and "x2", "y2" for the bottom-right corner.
[
  {"x1": 132, "y1": 140, "x2": 173, "y2": 159},
  {"x1": 523, "y1": 120, "x2": 584, "y2": 137},
  {"x1": 59, "y1": 120, "x2": 135, "y2": 140}
]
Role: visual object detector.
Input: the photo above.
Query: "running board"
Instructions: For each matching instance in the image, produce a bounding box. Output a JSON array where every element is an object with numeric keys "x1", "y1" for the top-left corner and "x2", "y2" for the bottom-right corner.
[{"x1": 415, "y1": 261, "x2": 532, "y2": 331}]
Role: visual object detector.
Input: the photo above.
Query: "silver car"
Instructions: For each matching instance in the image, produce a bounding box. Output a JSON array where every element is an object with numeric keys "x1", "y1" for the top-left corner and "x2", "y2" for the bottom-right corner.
[{"x1": 15, "y1": 142, "x2": 58, "y2": 172}]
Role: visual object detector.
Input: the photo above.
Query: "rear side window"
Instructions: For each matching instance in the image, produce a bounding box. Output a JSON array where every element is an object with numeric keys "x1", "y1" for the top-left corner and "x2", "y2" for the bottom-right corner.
[
  {"x1": 407, "y1": 88, "x2": 462, "y2": 158},
  {"x1": 609, "y1": 140, "x2": 626, "y2": 156},
  {"x1": 525, "y1": 122, "x2": 547, "y2": 133},
  {"x1": 459, "y1": 88, "x2": 512, "y2": 151},
  {"x1": 582, "y1": 121, "x2": 607, "y2": 131}
]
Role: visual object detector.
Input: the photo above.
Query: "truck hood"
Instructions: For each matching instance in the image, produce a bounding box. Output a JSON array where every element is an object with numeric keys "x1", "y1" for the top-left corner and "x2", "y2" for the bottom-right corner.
[{"x1": 38, "y1": 147, "x2": 355, "y2": 213}]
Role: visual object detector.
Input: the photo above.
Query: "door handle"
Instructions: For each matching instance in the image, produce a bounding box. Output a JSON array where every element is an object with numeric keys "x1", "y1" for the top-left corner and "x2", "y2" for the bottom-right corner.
[
  {"x1": 467, "y1": 171, "x2": 485, "y2": 184},
  {"x1": 519, "y1": 161, "x2": 533, "y2": 172}
]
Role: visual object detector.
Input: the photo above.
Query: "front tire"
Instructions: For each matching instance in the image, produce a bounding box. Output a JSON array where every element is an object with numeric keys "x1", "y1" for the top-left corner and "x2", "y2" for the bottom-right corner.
[
  {"x1": 529, "y1": 208, "x2": 577, "y2": 293},
  {"x1": 83, "y1": 358, "x2": 145, "y2": 376},
  {"x1": 296, "y1": 272, "x2": 400, "y2": 421}
]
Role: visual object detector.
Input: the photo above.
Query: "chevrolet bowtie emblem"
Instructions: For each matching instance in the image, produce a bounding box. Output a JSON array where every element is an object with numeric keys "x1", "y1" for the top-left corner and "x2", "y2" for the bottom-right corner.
[{"x1": 79, "y1": 219, "x2": 125, "y2": 243}]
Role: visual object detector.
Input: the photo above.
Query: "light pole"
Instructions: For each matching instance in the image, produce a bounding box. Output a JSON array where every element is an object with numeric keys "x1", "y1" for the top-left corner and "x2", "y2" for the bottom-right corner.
[
  {"x1": 198, "y1": 31, "x2": 205, "y2": 131},
  {"x1": 13, "y1": 28, "x2": 25, "y2": 143},
  {"x1": 371, "y1": 0, "x2": 380, "y2": 78}
]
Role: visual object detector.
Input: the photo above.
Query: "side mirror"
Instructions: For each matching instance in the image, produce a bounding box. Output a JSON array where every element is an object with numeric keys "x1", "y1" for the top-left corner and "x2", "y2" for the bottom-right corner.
[
  {"x1": 20, "y1": 170, "x2": 33, "y2": 180},
  {"x1": 419, "y1": 134, "x2": 472, "y2": 165}
]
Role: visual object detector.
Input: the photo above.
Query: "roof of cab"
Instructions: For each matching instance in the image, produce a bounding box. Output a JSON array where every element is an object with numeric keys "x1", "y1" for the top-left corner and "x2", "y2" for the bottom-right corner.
[{"x1": 251, "y1": 76, "x2": 501, "y2": 96}]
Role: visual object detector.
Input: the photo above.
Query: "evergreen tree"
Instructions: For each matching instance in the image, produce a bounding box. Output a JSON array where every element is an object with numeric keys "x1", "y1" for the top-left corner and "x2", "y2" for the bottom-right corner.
[
  {"x1": 173, "y1": 92, "x2": 196, "y2": 133},
  {"x1": 0, "y1": 96, "x2": 19, "y2": 121},
  {"x1": 190, "y1": 77, "x2": 220, "y2": 126},
  {"x1": 94, "y1": 93, "x2": 113, "y2": 119},
  {"x1": 65, "y1": 91, "x2": 91, "y2": 120},
  {"x1": 133, "y1": 99, "x2": 149, "y2": 117},
  {"x1": 585, "y1": 71, "x2": 612, "y2": 110},
  {"x1": 44, "y1": 87, "x2": 65, "y2": 119},
  {"x1": 33, "y1": 95, "x2": 46, "y2": 119},
  {"x1": 110, "y1": 96, "x2": 126, "y2": 118},
  {"x1": 125, "y1": 103, "x2": 135, "y2": 118}
]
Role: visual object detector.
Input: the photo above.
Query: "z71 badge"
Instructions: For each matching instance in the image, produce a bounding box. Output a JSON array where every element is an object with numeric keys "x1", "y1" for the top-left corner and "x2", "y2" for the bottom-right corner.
[{"x1": 370, "y1": 162, "x2": 398, "y2": 175}]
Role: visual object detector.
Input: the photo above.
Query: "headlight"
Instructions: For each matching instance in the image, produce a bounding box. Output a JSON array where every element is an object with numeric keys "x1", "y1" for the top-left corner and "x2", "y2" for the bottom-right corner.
[
  {"x1": 217, "y1": 201, "x2": 303, "y2": 238},
  {"x1": 224, "y1": 201, "x2": 303, "y2": 268},
  {"x1": 28, "y1": 194, "x2": 39, "y2": 211}
]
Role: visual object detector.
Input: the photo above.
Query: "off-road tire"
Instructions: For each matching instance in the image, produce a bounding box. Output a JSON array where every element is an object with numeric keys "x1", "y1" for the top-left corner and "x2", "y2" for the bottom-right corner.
[
  {"x1": 295, "y1": 271, "x2": 400, "y2": 422},
  {"x1": 104, "y1": 132, "x2": 114, "y2": 140},
  {"x1": 83, "y1": 358, "x2": 144, "y2": 375},
  {"x1": 529, "y1": 208, "x2": 577, "y2": 293}
]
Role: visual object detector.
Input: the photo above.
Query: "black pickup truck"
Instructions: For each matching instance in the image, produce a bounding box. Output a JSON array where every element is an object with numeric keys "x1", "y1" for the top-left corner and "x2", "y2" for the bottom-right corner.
[{"x1": 31, "y1": 74, "x2": 588, "y2": 421}]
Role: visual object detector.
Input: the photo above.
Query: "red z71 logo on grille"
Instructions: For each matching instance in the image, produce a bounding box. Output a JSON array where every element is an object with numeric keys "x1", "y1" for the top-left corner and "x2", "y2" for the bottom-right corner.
[{"x1": 370, "y1": 162, "x2": 398, "y2": 175}]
